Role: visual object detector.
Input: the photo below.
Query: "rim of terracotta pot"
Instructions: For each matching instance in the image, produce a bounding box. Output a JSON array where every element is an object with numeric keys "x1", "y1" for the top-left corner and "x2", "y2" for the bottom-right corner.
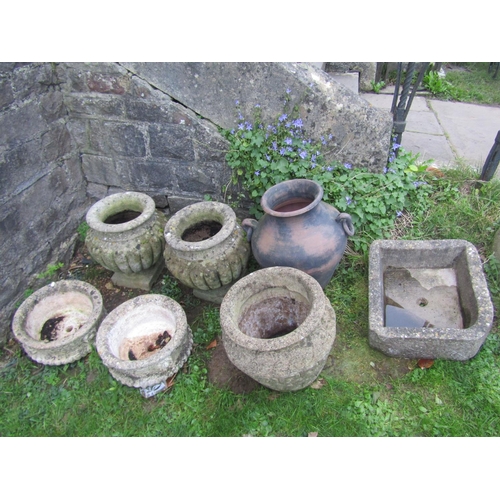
[
  {"x1": 11, "y1": 280, "x2": 104, "y2": 350},
  {"x1": 260, "y1": 179, "x2": 324, "y2": 218},
  {"x1": 96, "y1": 294, "x2": 189, "y2": 371},
  {"x1": 164, "y1": 201, "x2": 237, "y2": 252},
  {"x1": 86, "y1": 192, "x2": 156, "y2": 234},
  {"x1": 220, "y1": 266, "x2": 326, "y2": 352}
]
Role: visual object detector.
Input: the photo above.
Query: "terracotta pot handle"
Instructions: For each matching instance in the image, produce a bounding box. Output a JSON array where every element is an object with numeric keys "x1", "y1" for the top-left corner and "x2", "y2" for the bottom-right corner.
[
  {"x1": 336, "y1": 213, "x2": 355, "y2": 237},
  {"x1": 242, "y1": 218, "x2": 258, "y2": 242}
]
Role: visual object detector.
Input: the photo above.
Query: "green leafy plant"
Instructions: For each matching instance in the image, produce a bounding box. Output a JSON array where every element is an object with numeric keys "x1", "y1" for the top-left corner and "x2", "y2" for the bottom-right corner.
[
  {"x1": 77, "y1": 221, "x2": 89, "y2": 242},
  {"x1": 223, "y1": 96, "x2": 433, "y2": 252},
  {"x1": 36, "y1": 262, "x2": 64, "y2": 280},
  {"x1": 370, "y1": 80, "x2": 386, "y2": 93},
  {"x1": 158, "y1": 274, "x2": 183, "y2": 301}
]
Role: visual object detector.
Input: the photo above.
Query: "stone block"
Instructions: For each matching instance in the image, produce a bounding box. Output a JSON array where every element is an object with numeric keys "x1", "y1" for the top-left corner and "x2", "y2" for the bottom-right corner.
[
  {"x1": 120, "y1": 62, "x2": 392, "y2": 172},
  {"x1": 148, "y1": 123, "x2": 195, "y2": 160},
  {"x1": 0, "y1": 100, "x2": 46, "y2": 148},
  {"x1": 368, "y1": 239, "x2": 494, "y2": 360},
  {"x1": 88, "y1": 120, "x2": 146, "y2": 157}
]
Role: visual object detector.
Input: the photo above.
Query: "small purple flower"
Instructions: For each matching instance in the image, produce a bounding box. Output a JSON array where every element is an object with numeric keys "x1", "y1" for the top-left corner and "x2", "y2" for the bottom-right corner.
[
  {"x1": 265, "y1": 154, "x2": 271, "y2": 161},
  {"x1": 392, "y1": 142, "x2": 401, "y2": 150},
  {"x1": 279, "y1": 148, "x2": 286, "y2": 156},
  {"x1": 299, "y1": 150, "x2": 308, "y2": 159},
  {"x1": 245, "y1": 122, "x2": 253, "y2": 131},
  {"x1": 286, "y1": 88, "x2": 291, "y2": 94},
  {"x1": 235, "y1": 100, "x2": 239, "y2": 106},
  {"x1": 321, "y1": 136, "x2": 326, "y2": 145},
  {"x1": 292, "y1": 118, "x2": 303, "y2": 128},
  {"x1": 255, "y1": 104, "x2": 261, "y2": 108},
  {"x1": 255, "y1": 170, "x2": 260, "y2": 176},
  {"x1": 326, "y1": 166, "x2": 334, "y2": 172},
  {"x1": 328, "y1": 134, "x2": 333, "y2": 140},
  {"x1": 396, "y1": 210, "x2": 403, "y2": 217},
  {"x1": 345, "y1": 196, "x2": 352, "y2": 206},
  {"x1": 272, "y1": 141, "x2": 277, "y2": 151},
  {"x1": 344, "y1": 163, "x2": 352, "y2": 170},
  {"x1": 279, "y1": 113, "x2": 288, "y2": 122},
  {"x1": 285, "y1": 137, "x2": 293, "y2": 146},
  {"x1": 238, "y1": 123, "x2": 245, "y2": 130},
  {"x1": 230, "y1": 129, "x2": 235, "y2": 135},
  {"x1": 413, "y1": 181, "x2": 427, "y2": 187}
]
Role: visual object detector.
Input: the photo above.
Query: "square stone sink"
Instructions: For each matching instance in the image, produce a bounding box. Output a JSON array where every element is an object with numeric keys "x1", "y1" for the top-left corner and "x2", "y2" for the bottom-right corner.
[{"x1": 368, "y1": 239, "x2": 494, "y2": 360}]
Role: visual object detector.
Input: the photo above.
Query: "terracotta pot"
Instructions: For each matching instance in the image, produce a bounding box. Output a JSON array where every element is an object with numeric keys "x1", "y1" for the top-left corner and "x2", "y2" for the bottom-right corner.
[
  {"x1": 11, "y1": 280, "x2": 105, "y2": 365},
  {"x1": 163, "y1": 201, "x2": 250, "y2": 298},
  {"x1": 85, "y1": 192, "x2": 167, "y2": 274},
  {"x1": 220, "y1": 266, "x2": 336, "y2": 392},
  {"x1": 242, "y1": 179, "x2": 354, "y2": 288}
]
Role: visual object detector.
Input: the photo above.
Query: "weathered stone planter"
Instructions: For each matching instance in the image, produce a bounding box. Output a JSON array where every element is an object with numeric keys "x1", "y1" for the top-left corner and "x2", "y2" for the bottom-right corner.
[
  {"x1": 11, "y1": 280, "x2": 105, "y2": 365},
  {"x1": 85, "y1": 192, "x2": 167, "y2": 291},
  {"x1": 164, "y1": 201, "x2": 250, "y2": 303},
  {"x1": 369, "y1": 239, "x2": 494, "y2": 360},
  {"x1": 220, "y1": 266, "x2": 336, "y2": 392},
  {"x1": 95, "y1": 294, "x2": 192, "y2": 388}
]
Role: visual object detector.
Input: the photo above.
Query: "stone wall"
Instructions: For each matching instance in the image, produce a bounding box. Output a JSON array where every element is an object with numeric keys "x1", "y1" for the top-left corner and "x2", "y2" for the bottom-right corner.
[
  {"x1": 0, "y1": 63, "x2": 88, "y2": 344},
  {"x1": 62, "y1": 63, "x2": 232, "y2": 212},
  {"x1": 0, "y1": 62, "x2": 392, "y2": 345}
]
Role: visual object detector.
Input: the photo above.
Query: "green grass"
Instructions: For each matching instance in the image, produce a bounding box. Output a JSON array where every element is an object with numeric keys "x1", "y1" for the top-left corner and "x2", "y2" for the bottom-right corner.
[
  {"x1": 2, "y1": 165, "x2": 500, "y2": 437},
  {"x1": 427, "y1": 62, "x2": 500, "y2": 105}
]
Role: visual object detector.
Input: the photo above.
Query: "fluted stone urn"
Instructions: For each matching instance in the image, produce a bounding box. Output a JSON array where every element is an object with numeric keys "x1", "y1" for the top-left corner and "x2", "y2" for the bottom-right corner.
[
  {"x1": 85, "y1": 192, "x2": 167, "y2": 290},
  {"x1": 163, "y1": 201, "x2": 250, "y2": 303},
  {"x1": 12, "y1": 280, "x2": 105, "y2": 365}
]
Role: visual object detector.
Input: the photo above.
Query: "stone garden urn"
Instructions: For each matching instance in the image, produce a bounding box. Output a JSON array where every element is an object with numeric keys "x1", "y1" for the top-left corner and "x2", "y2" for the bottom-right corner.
[
  {"x1": 163, "y1": 201, "x2": 250, "y2": 303},
  {"x1": 85, "y1": 192, "x2": 167, "y2": 291},
  {"x1": 242, "y1": 179, "x2": 354, "y2": 288},
  {"x1": 96, "y1": 294, "x2": 192, "y2": 388},
  {"x1": 220, "y1": 266, "x2": 337, "y2": 392},
  {"x1": 11, "y1": 280, "x2": 105, "y2": 365}
]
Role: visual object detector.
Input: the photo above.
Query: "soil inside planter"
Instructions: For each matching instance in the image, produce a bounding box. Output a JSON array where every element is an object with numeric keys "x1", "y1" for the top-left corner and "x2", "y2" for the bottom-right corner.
[
  {"x1": 238, "y1": 296, "x2": 310, "y2": 339},
  {"x1": 182, "y1": 221, "x2": 222, "y2": 242},
  {"x1": 105, "y1": 210, "x2": 142, "y2": 225},
  {"x1": 120, "y1": 330, "x2": 172, "y2": 361},
  {"x1": 40, "y1": 316, "x2": 64, "y2": 342}
]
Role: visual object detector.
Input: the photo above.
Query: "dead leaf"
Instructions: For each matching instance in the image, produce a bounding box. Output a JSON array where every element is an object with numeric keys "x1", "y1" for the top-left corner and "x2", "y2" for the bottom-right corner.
[
  {"x1": 418, "y1": 359, "x2": 434, "y2": 369},
  {"x1": 166, "y1": 373, "x2": 177, "y2": 388},
  {"x1": 308, "y1": 432, "x2": 318, "y2": 437},
  {"x1": 206, "y1": 339, "x2": 217, "y2": 350},
  {"x1": 310, "y1": 378, "x2": 326, "y2": 390}
]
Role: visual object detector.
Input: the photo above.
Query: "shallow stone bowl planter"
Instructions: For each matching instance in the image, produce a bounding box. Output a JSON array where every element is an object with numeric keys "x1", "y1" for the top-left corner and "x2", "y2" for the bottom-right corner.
[
  {"x1": 96, "y1": 294, "x2": 192, "y2": 388},
  {"x1": 85, "y1": 191, "x2": 167, "y2": 290},
  {"x1": 220, "y1": 266, "x2": 336, "y2": 392},
  {"x1": 369, "y1": 239, "x2": 494, "y2": 360},
  {"x1": 164, "y1": 201, "x2": 250, "y2": 303},
  {"x1": 11, "y1": 280, "x2": 105, "y2": 365}
]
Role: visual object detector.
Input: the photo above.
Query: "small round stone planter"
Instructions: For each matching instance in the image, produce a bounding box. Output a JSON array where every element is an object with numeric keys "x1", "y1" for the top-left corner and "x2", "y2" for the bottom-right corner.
[
  {"x1": 220, "y1": 266, "x2": 336, "y2": 392},
  {"x1": 11, "y1": 280, "x2": 105, "y2": 365},
  {"x1": 85, "y1": 192, "x2": 167, "y2": 291},
  {"x1": 164, "y1": 201, "x2": 250, "y2": 303},
  {"x1": 96, "y1": 294, "x2": 192, "y2": 388}
]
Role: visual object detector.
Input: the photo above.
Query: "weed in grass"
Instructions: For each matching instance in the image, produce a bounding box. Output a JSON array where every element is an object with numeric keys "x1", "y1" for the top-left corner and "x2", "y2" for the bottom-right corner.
[{"x1": 35, "y1": 262, "x2": 64, "y2": 280}]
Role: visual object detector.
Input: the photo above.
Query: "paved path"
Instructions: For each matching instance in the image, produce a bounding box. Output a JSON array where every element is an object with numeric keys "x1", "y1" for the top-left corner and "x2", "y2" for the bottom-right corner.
[{"x1": 362, "y1": 88, "x2": 500, "y2": 175}]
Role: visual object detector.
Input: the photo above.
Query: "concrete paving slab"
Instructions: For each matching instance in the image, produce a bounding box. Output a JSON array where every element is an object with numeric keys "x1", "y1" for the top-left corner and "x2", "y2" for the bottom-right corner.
[
  {"x1": 362, "y1": 90, "x2": 500, "y2": 175},
  {"x1": 400, "y1": 131, "x2": 456, "y2": 165},
  {"x1": 428, "y1": 100, "x2": 500, "y2": 169}
]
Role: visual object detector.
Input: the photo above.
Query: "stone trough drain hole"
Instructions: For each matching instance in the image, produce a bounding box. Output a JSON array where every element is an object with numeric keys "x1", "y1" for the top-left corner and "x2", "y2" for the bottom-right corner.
[
  {"x1": 105, "y1": 210, "x2": 142, "y2": 225},
  {"x1": 182, "y1": 220, "x2": 222, "y2": 242},
  {"x1": 418, "y1": 297, "x2": 428, "y2": 307}
]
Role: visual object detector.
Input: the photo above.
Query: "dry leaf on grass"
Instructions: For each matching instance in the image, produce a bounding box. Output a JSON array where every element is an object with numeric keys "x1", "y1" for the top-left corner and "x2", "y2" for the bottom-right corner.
[
  {"x1": 418, "y1": 359, "x2": 434, "y2": 369},
  {"x1": 206, "y1": 339, "x2": 217, "y2": 350},
  {"x1": 310, "y1": 378, "x2": 326, "y2": 389}
]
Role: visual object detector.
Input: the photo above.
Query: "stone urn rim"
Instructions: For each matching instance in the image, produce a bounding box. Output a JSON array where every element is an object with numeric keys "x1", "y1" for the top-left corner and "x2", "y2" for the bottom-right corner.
[
  {"x1": 96, "y1": 294, "x2": 189, "y2": 370},
  {"x1": 260, "y1": 179, "x2": 324, "y2": 218},
  {"x1": 164, "y1": 201, "x2": 238, "y2": 252},
  {"x1": 86, "y1": 191, "x2": 156, "y2": 234},
  {"x1": 12, "y1": 280, "x2": 104, "y2": 351},
  {"x1": 220, "y1": 266, "x2": 326, "y2": 352}
]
